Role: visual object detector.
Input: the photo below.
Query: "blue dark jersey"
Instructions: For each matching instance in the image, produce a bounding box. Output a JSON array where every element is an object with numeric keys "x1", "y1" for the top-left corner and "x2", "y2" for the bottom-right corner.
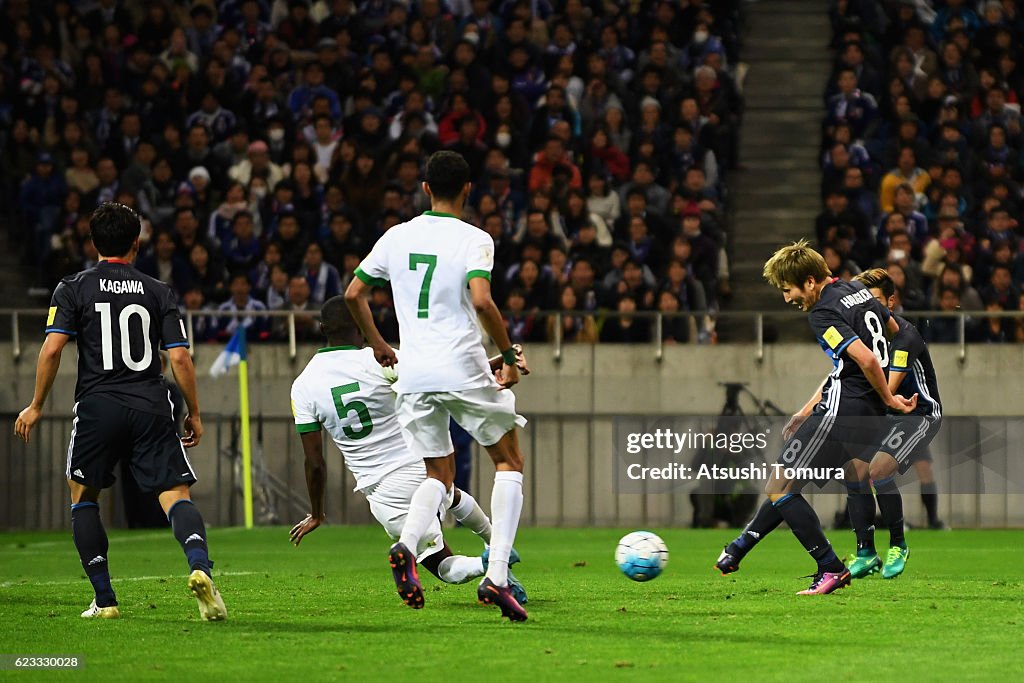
[
  {"x1": 46, "y1": 260, "x2": 189, "y2": 416},
  {"x1": 808, "y1": 279, "x2": 893, "y2": 413},
  {"x1": 888, "y1": 315, "x2": 942, "y2": 419}
]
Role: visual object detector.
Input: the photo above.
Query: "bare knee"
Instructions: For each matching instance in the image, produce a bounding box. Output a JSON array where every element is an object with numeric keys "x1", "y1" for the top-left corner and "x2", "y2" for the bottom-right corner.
[
  {"x1": 157, "y1": 484, "x2": 192, "y2": 517},
  {"x1": 869, "y1": 454, "x2": 898, "y2": 483},
  {"x1": 485, "y1": 431, "x2": 524, "y2": 472},
  {"x1": 424, "y1": 456, "x2": 455, "y2": 489},
  {"x1": 764, "y1": 475, "x2": 793, "y2": 499},
  {"x1": 68, "y1": 480, "x2": 100, "y2": 505}
]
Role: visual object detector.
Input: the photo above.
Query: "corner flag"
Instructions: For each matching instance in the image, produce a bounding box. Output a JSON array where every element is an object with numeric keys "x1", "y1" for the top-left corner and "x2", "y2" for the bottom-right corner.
[
  {"x1": 208, "y1": 326, "x2": 255, "y2": 528},
  {"x1": 209, "y1": 327, "x2": 246, "y2": 377}
]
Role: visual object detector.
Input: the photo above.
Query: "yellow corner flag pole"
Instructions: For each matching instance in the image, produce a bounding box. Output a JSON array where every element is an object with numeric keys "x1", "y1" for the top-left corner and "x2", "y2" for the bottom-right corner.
[{"x1": 237, "y1": 331, "x2": 254, "y2": 529}]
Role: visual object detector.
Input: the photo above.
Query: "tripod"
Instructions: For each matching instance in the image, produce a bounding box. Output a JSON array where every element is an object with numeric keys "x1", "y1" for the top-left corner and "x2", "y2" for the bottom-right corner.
[{"x1": 690, "y1": 383, "x2": 786, "y2": 528}]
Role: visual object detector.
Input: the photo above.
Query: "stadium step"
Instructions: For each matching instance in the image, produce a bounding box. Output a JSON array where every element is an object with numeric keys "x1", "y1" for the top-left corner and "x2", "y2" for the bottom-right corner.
[{"x1": 723, "y1": 0, "x2": 830, "y2": 339}]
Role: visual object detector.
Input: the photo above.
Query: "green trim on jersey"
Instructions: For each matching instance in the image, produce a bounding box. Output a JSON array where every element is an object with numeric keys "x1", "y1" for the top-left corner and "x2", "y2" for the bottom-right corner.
[
  {"x1": 295, "y1": 422, "x2": 322, "y2": 434},
  {"x1": 466, "y1": 269, "x2": 492, "y2": 282},
  {"x1": 354, "y1": 267, "x2": 387, "y2": 287},
  {"x1": 423, "y1": 210, "x2": 459, "y2": 219},
  {"x1": 318, "y1": 345, "x2": 360, "y2": 353}
]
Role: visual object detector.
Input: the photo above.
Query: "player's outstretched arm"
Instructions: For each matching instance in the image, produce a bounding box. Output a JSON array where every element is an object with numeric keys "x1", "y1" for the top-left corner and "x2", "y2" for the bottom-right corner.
[
  {"x1": 14, "y1": 333, "x2": 70, "y2": 443},
  {"x1": 167, "y1": 347, "x2": 203, "y2": 448},
  {"x1": 344, "y1": 277, "x2": 397, "y2": 367},
  {"x1": 290, "y1": 431, "x2": 326, "y2": 546},
  {"x1": 846, "y1": 339, "x2": 917, "y2": 414},
  {"x1": 469, "y1": 277, "x2": 519, "y2": 388}
]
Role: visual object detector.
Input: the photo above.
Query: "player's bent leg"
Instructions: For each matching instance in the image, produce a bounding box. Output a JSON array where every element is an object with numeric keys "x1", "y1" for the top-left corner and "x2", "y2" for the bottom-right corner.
[
  {"x1": 715, "y1": 498, "x2": 784, "y2": 575},
  {"x1": 915, "y1": 460, "x2": 944, "y2": 529},
  {"x1": 69, "y1": 481, "x2": 120, "y2": 618},
  {"x1": 868, "y1": 452, "x2": 910, "y2": 579},
  {"x1": 448, "y1": 487, "x2": 527, "y2": 600},
  {"x1": 423, "y1": 543, "x2": 486, "y2": 585},
  {"x1": 843, "y1": 458, "x2": 880, "y2": 578},
  {"x1": 765, "y1": 475, "x2": 850, "y2": 595},
  {"x1": 449, "y1": 488, "x2": 492, "y2": 544},
  {"x1": 481, "y1": 430, "x2": 525, "y2": 589},
  {"x1": 395, "y1": 455, "x2": 454, "y2": 580},
  {"x1": 159, "y1": 487, "x2": 226, "y2": 621}
]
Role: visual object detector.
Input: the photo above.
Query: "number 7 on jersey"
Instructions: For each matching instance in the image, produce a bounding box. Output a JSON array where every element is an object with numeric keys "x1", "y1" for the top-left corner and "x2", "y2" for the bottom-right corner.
[{"x1": 409, "y1": 253, "x2": 437, "y2": 319}]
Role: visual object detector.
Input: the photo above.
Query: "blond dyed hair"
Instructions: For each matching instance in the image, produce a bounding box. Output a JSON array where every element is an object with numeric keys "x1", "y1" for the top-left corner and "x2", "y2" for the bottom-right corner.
[
  {"x1": 853, "y1": 267, "x2": 895, "y2": 299},
  {"x1": 762, "y1": 239, "x2": 832, "y2": 289}
]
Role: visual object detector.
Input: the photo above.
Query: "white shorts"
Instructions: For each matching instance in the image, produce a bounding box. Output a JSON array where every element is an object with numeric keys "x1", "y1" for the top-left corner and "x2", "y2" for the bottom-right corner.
[
  {"x1": 395, "y1": 387, "x2": 528, "y2": 459},
  {"x1": 363, "y1": 461, "x2": 449, "y2": 561}
]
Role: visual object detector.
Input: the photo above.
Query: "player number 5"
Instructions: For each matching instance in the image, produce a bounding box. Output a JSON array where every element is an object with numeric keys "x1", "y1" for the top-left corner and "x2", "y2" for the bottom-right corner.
[{"x1": 331, "y1": 382, "x2": 374, "y2": 440}]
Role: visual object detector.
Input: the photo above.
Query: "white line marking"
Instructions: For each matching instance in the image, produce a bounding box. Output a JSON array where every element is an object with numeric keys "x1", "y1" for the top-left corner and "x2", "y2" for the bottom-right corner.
[{"x1": 0, "y1": 570, "x2": 257, "y2": 589}]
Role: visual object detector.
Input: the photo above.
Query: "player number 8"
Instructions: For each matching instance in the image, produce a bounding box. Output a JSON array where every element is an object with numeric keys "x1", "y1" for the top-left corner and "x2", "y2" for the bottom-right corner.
[{"x1": 864, "y1": 311, "x2": 889, "y2": 366}]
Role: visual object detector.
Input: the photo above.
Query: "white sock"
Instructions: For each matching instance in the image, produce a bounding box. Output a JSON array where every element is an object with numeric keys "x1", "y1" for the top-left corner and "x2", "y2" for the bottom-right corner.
[
  {"x1": 449, "y1": 489, "x2": 492, "y2": 544},
  {"x1": 398, "y1": 477, "x2": 447, "y2": 557},
  {"x1": 484, "y1": 471, "x2": 524, "y2": 586},
  {"x1": 437, "y1": 555, "x2": 485, "y2": 584}
]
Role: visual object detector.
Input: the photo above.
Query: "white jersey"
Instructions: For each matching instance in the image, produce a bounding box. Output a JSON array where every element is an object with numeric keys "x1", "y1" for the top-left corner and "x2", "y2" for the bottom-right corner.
[
  {"x1": 355, "y1": 211, "x2": 495, "y2": 394},
  {"x1": 290, "y1": 346, "x2": 419, "y2": 491}
]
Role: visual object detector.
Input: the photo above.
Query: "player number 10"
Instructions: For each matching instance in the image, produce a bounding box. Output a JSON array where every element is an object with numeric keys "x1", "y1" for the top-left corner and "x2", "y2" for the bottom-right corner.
[{"x1": 95, "y1": 302, "x2": 153, "y2": 372}]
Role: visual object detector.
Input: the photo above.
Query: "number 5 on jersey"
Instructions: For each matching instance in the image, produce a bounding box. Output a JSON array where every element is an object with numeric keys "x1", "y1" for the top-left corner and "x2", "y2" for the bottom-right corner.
[
  {"x1": 409, "y1": 253, "x2": 437, "y2": 319},
  {"x1": 331, "y1": 382, "x2": 373, "y2": 439}
]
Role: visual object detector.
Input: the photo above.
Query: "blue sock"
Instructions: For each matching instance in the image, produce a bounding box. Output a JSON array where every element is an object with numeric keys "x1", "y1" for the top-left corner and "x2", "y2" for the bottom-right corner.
[
  {"x1": 729, "y1": 499, "x2": 784, "y2": 555},
  {"x1": 71, "y1": 502, "x2": 117, "y2": 607},
  {"x1": 773, "y1": 494, "x2": 845, "y2": 574},
  {"x1": 168, "y1": 500, "x2": 212, "y2": 576},
  {"x1": 845, "y1": 480, "x2": 877, "y2": 555},
  {"x1": 874, "y1": 477, "x2": 906, "y2": 548}
]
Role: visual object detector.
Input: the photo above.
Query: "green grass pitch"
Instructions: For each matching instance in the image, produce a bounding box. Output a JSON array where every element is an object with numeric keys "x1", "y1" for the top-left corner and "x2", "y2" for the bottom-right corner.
[{"x1": 1, "y1": 526, "x2": 1022, "y2": 681}]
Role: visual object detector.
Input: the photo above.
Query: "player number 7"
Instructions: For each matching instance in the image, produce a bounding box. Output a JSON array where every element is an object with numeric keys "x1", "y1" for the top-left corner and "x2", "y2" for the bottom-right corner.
[{"x1": 409, "y1": 253, "x2": 437, "y2": 319}]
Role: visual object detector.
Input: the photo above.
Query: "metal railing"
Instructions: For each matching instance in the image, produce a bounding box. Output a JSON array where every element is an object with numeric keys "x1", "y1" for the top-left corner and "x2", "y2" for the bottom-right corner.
[
  {"x1": 3, "y1": 412, "x2": 1021, "y2": 530},
  {"x1": 4, "y1": 307, "x2": 1024, "y2": 366}
]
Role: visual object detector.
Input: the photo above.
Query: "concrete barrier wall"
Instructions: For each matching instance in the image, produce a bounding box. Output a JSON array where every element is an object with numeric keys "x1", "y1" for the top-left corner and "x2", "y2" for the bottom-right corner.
[{"x1": 2, "y1": 342, "x2": 1022, "y2": 530}]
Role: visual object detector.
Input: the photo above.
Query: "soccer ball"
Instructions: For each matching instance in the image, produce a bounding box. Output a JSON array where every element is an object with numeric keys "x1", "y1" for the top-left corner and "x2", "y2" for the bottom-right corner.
[{"x1": 615, "y1": 531, "x2": 669, "y2": 582}]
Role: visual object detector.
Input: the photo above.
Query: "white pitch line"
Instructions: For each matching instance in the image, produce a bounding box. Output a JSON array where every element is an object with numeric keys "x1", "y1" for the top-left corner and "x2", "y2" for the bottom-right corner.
[
  {"x1": 0, "y1": 570, "x2": 258, "y2": 589},
  {"x1": 2, "y1": 527, "x2": 249, "y2": 550}
]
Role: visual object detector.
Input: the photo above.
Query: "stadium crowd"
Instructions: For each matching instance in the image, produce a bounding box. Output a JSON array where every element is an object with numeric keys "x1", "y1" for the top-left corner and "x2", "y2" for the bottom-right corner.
[
  {"x1": 2, "y1": 0, "x2": 744, "y2": 346},
  {"x1": 821, "y1": 0, "x2": 1024, "y2": 342}
]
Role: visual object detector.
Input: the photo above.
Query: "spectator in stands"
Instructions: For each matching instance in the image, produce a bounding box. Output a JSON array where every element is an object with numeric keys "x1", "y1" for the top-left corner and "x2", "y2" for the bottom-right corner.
[
  {"x1": 217, "y1": 273, "x2": 269, "y2": 340},
  {"x1": 273, "y1": 275, "x2": 319, "y2": 341},
  {"x1": 503, "y1": 288, "x2": 542, "y2": 343},
  {"x1": 981, "y1": 264, "x2": 1020, "y2": 311},
  {"x1": 137, "y1": 230, "x2": 190, "y2": 294},
  {"x1": 186, "y1": 242, "x2": 229, "y2": 305},
  {"x1": 20, "y1": 152, "x2": 67, "y2": 272},
  {"x1": 657, "y1": 289, "x2": 692, "y2": 344},
  {"x1": 229, "y1": 140, "x2": 285, "y2": 190},
  {"x1": 825, "y1": 67, "x2": 879, "y2": 142},
  {"x1": 923, "y1": 286, "x2": 965, "y2": 344},
  {"x1": 600, "y1": 294, "x2": 651, "y2": 343},
  {"x1": 301, "y1": 242, "x2": 342, "y2": 305},
  {"x1": 223, "y1": 211, "x2": 262, "y2": 273},
  {"x1": 548, "y1": 285, "x2": 597, "y2": 343},
  {"x1": 879, "y1": 146, "x2": 931, "y2": 213},
  {"x1": 6, "y1": 0, "x2": 747, "y2": 344}
]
